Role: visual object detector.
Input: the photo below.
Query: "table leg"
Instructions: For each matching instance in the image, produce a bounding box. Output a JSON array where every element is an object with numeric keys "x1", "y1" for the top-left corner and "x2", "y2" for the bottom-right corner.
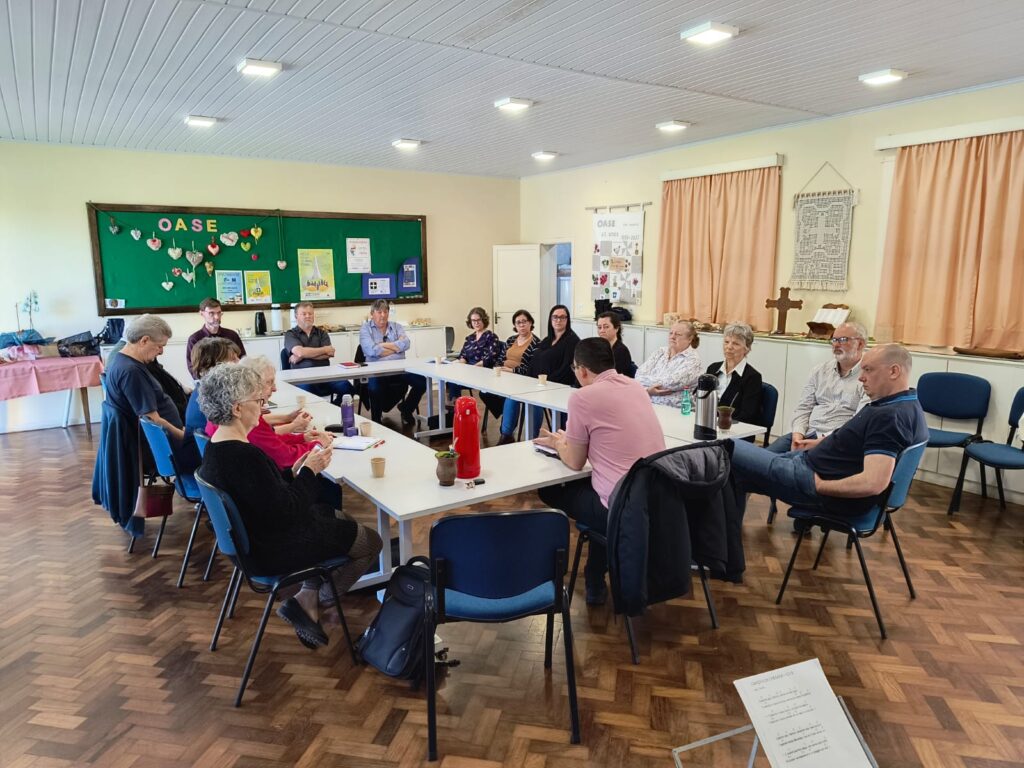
[
  {"x1": 398, "y1": 519, "x2": 415, "y2": 564},
  {"x1": 62, "y1": 390, "x2": 73, "y2": 429},
  {"x1": 80, "y1": 387, "x2": 92, "y2": 436},
  {"x1": 377, "y1": 506, "x2": 393, "y2": 575},
  {"x1": 524, "y1": 405, "x2": 533, "y2": 437},
  {"x1": 437, "y1": 377, "x2": 447, "y2": 430}
]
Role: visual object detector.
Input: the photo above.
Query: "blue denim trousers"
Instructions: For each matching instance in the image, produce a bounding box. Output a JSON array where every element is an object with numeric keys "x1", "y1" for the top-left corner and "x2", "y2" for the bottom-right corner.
[{"x1": 729, "y1": 438, "x2": 822, "y2": 509}]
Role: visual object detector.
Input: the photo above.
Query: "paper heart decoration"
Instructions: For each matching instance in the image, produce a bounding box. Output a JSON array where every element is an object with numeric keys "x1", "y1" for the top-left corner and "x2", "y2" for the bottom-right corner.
[
  {"x1": 185, "y1": 249, "x2": 203, "y2": 267},
  {"x1": 108, "y1": 219, "x2": 121, "y2": 235},
  {"x1": 205, "y1": 261, "x2": 215, "y2": 275},
  {"x1": 147, "y1": 236, "x2": 162, "y2": 251},
  {"x1": 161, "y1": 281, "x2": 173, "y2": 291},
  {"x1": 182, "y1": 269, "x2": 195, "y2": 284},
  {"x1": 240, "y1": 229, "x2": 251, "y2": 238},
  {"x1": 168, "y1": 246, "x2": 183, "y2": 260},
  {"x1": 240, "y1": 242, "x2": 251, "y2": 252},
  {"x1": 130, "y1": 228, "x2": 142, "y2": 240},
  {"x1": 251, "y1": 253, "x2": 259, "y2": 261},
  {"x1": 276, "y1": 260, "x2": 287, "y2": 270},
  {"x1": 206, "y1": 239, "x2": 220, "y2": 257},
  {"x1": 171, "y1": 267, "x2": 183, "y2": 277},
  {"x1": 220, "y1": 231, "x2": 238, "y2": 247},
  {"x1": 251, "y1": 226, "x2": 262, "y2": 241}
]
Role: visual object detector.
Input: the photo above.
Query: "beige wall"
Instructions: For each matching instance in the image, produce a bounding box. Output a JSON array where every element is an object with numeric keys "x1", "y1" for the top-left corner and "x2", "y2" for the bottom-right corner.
[
  {"x1": 0, "y1": 143, "x2": 519, "y2": 341},
  {"x1": 519, "y1": 81, "x2": 1024, "y2": 335}
]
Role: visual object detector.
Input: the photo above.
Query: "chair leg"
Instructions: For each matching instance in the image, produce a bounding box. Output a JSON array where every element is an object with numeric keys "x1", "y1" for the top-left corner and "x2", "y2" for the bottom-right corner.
[
  {"x1": 151, "y1": 515, "x2": 169, "y2": 558},
  {"x1": 227, "y1": 572, "x2": 243, "y2": 619},
  {"x1": 979, "y1": 464, "x2": 988, "y2": 499},
  {"x1": 566, "y1": 533, "x2": 587, "y2": 606},
  {"x1": 325, "y1": 573, "x2": 358, "y2": 665},
  {"x1": 767, "y1": 498, "x2": 778, "y2": 524},
  {"x1": 425, "y1": 592, "x2": 438, "y2": 762},
  {"x1": 886, "y1": 514, "x2": 916, "y2": 599},
  {"x1": 203, "y1": 545, "x2": 218, "y2": 581},
  {"x1": 211, "y1": 567, "x2": 240, "y2": 651},
  {"x1": 177, "y1": 504, "x2": 204, "y2": 588},
  {"x1": 698, "y1": 565, "x2": 719, "y2": 629},
  {"x1": 235, "y1": 590, "x2": 277, "y2": 707},
  {"x1": 851, "y1": 536, "x2": 886, "y2": 640},
  {"x1": 948, "y1": 453, "x2": 971, "y2": 515},
  {"x1": 776, "y1": 525, "x2": 807, "y2": 604},
  {"x1": 812, "y1": 529, "x2": 831, "y2": 570},
  {"x1": 625, "y1": 616, "x2": 640, "y2": 665},
  {"x1": 996, "y1": 468, "x2": 1006, "y2": 510},
  {"x1": 127, "y1": 535, "x2": 137, "y2": 554},
  {"x1": 561, "y1": 594, "x2": 581, "y2": 745},
  {"x1": 544, "y1": 613, "x2": 554, "y2": 669}
]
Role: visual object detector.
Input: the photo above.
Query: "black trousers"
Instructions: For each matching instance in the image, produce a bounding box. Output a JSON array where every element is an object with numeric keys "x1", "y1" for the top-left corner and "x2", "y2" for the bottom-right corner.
[{"x1": 538, "y1": 479, "x2": 609, "y2": 582}]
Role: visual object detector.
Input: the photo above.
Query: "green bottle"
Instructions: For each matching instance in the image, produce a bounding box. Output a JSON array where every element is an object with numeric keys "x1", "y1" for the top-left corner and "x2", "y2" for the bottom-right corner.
[{"x1": 680, "y1": 390, "x2": 692, "y2": 416}]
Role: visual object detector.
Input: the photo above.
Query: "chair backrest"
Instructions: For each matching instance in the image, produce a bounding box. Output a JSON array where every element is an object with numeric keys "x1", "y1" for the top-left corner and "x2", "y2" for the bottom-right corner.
[
  {"x1": 627, "y1": 360, "x2": 638, "y2": 378},
  {"x1": 759, "y1": 382, "x2": 779, "y2": 445},
  {"x1": 445, "y1": 326, "x2": 455, "y2": 354},
  {"x1": 193, "y1": 429, "x2": 211, "y2": 457},
  {"x1": 430, "y1": 510, "x2": 568, "y2": 599},
  {"x1": 917, "y1": 372, "x2": 990, "y2": 421},
  {"x1": 883, "y1": 440, "x2": 928, "y2": 510},
  {"x1": 279, "y1": 347, "x2": 291, "y2": 371},
  {"x1": 139, "y1": 417, "x2": 178, "y2": 478},
  {"x1": 194, "y1": 470, "x2": 251, "y2": 560},
  {"x1": 354, "y1": 343, "x2": 366, "y2": 364},
  {"x1": 1007, "y1": 387, "x2": 1024, "y2": 443}
]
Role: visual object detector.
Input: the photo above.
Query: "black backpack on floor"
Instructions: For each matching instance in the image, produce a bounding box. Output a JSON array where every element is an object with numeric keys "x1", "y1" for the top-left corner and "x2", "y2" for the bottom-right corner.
[{"x1": 358, "y1": 556, "x2": 458, "y2": 683}]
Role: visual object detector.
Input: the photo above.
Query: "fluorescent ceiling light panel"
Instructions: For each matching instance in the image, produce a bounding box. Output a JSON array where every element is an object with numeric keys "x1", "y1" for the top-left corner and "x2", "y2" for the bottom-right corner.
[
  {"x1": 184, "y1": 115, "x2": 218, "y2": 128},
  {"x1": 680, "y1": 21, "x2": 738, "y2": 45},
  {"x1": 531, "y1": 150, "x2": 558, "y2": 160},
  {"x1": 494, "y1": 97, "x2": 534, "y2": 112},
  {"x1": 237, "y1": 58, "x2": 282, "y2": 77},
  {"x1": 392, "y1": 138, "x2": 422, "y2": 150},
  {"x1": 657, "y1": 120, "x2": 691, "y2": 133},
  {"x1": 858, "y1": 68, "x2": 908, "y2": 86}
]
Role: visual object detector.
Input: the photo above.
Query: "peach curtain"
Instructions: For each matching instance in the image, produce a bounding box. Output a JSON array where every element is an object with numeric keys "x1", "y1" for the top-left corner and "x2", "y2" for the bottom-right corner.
[
  {"x1": 876, "y1": 130, "x2": 1024, "y2": 349},
  {"x1": 656, "y1": 166, "x2": 780, "y2": 329}
]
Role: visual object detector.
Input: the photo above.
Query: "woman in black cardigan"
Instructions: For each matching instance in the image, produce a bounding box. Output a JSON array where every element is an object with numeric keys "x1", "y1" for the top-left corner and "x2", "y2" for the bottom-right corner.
[
  {"x1": 706, "y1": 322, "x2": 763, "y2": 428},
  {"x1": 525, "y1": 305, "x2": 579, "y2": 435}
]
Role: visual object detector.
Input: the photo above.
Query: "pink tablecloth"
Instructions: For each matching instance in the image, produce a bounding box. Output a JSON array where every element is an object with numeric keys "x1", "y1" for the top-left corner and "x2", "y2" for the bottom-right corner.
[{"x1": 0, "y1": 356, "x2": 102, "y2": 401}]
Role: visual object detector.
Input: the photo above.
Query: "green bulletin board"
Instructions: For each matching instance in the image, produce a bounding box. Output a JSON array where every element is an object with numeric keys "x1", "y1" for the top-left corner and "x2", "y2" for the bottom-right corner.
[{"x1": 88, "y1": 203, "x2": 427, "y2": 316}]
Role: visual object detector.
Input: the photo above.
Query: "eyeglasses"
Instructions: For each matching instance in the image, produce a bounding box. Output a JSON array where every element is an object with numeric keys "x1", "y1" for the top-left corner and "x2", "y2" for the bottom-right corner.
[
  {"x1": 570, "y1": 362, "x2": 579, "y2": 371},
  {"x1": 829, "y1": 336, "x2": 862, "y2": 345},
  {"x1": 551, "y1": 314, "x2": 568, "y2": 320},
  {"x1": 240, "y1": 397, "x2": 267, "y2": 407},
  {"x1": 470, "y1": 317, "x2": 483, "y2": 323}
]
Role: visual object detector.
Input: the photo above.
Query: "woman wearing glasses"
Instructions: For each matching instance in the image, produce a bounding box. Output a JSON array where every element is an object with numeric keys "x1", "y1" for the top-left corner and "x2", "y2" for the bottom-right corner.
[
  {"x1": 525, "y1": 305, "x2": 580, "y2": 434},
  {"x1": 495, "y1": 309, "x2": 541, "y2": 445},
  {"x1": 198, "y1": 363, "x2": 382, "y2": 650},
  {"x1": 635, "y1": 320, "x2": 703, "y2": 408},
  {"x1": 448, "y1": 306, "x2": 504, "y2": 404}
]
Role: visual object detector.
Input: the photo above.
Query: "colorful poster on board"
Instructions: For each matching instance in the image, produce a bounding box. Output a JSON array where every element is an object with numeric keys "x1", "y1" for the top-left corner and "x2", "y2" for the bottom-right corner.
[
  {"x1": 244, "y1": 270, "x2": 272, "y2": 304},
  {"x1": 591, "y1": 211, "x2": 644, "y2": 304},
  {"x1": 346, "y1": 238, "x2": 371, "y2": 273},
  {"x1": 297, "y1": 249, "x2": 336, "y2": 301},
  {"x1": 215, "y1": 270, "x2": 244, "y2": 305}
]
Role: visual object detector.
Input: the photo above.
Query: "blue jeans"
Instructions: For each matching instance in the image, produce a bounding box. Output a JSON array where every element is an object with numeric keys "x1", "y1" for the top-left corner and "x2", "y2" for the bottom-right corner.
[
  {"x1": 729, "y1": 438, "x2": 822, "y2": 509},
  {"x1": 500, "y1": 400, "x2": 542, "y2": 440},
  {"x1": 766, "y1": 431, "x2": 819, "y2": 454}
]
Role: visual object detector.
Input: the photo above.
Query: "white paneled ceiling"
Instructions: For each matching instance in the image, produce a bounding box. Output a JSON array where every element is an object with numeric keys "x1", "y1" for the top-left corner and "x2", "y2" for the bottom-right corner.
[{"x1": 2, "y1": 0, "x2": 1023, "y2": 177}]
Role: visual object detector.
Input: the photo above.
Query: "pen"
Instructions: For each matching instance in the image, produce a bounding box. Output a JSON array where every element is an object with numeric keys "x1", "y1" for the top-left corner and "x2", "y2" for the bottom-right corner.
[{"x1": 373, "y1": 439, "x2": 386, "y2": 448}]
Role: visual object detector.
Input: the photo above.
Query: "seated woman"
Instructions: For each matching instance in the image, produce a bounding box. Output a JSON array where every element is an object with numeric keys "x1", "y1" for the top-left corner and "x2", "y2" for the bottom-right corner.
[
  {"x1": 447, "y1": 306, "x2": 504, "y2": 403},
  {"x1": 635, "y1": 320, "x2": 702, "y2": 408},
  {"x1": 495, "y1": 309, "x2": 540, "y2": 445},
  {"x1": 706, "y1": 322, "x2": 763, "y2": 427},
  {"x1": 596, "y1": 311, "x2": 634, "y2": 376},
  {"x1": 527, "y1": 305, "x2": 579, "y2": 434},
  {"x1": 185, "y1": 337, "x2": 240, "y2": 442},
  {"x1": 198, "y1": 364, "x2": 383, "y2": 649}
]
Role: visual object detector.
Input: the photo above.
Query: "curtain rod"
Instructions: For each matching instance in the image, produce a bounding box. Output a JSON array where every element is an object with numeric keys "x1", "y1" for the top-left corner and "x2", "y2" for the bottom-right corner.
[{"x1": 583, "y1": 202, "x2": 652, "y2": 212}]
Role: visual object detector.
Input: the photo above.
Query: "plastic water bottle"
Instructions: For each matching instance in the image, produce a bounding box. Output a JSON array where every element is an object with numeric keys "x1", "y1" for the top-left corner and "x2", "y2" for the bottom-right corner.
[
  {"x1": 341, "y1": 394, "x2": 356, "y2": 436},
  {"x1": 680, "y1": 390, "x2": 692, "y2": 416}
]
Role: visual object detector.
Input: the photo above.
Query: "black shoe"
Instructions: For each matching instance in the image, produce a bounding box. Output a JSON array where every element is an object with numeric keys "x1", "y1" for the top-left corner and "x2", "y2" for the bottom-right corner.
[
  {"x1": 497, "y1": 433, "x2": 515, "y2": 446},
  {"x1": 276, "y1": 597, "x2": 328, "y2": 649},
  {"x1": 400, "y1": 410, "x2": 415, "y2": 427},
  {"x1": 585, "y1": 580, "x2": 608, "y2": 606}
]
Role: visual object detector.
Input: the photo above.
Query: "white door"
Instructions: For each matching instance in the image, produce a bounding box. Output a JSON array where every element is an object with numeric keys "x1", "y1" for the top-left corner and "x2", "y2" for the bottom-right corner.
[{"x1": 492, "y1": 244, "x2": 541, "y2": 339}]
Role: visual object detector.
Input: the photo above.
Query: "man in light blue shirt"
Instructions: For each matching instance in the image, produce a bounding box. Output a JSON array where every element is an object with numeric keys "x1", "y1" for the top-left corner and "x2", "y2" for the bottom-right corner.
[{"x1": 359, "y1": 299, "x2": 426, "y2": 425}]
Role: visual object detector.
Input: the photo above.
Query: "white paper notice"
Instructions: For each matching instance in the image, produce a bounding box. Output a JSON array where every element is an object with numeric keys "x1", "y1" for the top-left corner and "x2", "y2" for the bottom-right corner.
[
  {"x1": 346, "y1": 238, "x2": 371, "y2": 273},
  {"x1": 734, "y1": 659, "x2": 872, "y2": 768}
]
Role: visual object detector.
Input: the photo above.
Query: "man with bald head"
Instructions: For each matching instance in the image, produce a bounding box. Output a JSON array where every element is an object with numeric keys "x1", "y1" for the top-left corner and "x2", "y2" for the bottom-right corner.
[{"x1": 730, "y1": 344, "x2": 927, "y2": 514}]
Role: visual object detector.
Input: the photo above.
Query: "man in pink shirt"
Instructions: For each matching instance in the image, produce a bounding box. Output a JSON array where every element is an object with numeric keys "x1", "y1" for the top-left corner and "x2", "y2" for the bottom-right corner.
[{"x1": 535, "y1": 337, "x2": 666, "y2": 605}]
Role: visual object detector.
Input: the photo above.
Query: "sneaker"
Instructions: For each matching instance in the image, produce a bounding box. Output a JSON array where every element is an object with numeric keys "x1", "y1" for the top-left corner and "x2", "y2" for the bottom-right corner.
[{"x1": 276, "y1": 597, "x2": 328, "y2": 649}]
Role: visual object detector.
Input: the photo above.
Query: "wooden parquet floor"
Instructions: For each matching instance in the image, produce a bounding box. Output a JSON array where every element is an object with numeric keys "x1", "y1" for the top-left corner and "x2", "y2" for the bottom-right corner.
[{"x1": 2, "y1": 424, "x2": 1024, "y2": 767}]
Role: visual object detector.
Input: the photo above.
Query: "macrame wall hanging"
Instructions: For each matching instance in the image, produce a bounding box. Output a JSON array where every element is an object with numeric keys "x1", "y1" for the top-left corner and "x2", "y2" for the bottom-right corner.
[{"x1": 790, "y1": 161, "x2": 858, "y2": 291}]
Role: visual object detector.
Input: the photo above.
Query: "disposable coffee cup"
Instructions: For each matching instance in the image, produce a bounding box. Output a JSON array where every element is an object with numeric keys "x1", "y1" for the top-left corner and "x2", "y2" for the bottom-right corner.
[
  {"x1": 538, "y1": 374, "x2": 548, "y2": 385},
  {"x1": 717, "y1": 405, "x2": 735, "y2": 430},
  {"x1": 296, "y1": 395, "x2": 307, "y2": 409},
  {"x1": 370, "y1": 456, "x2": 385, "y2": 478},
  {"x1": 359, "y1": 422, "x2": 372, "y2": 437},
  {"x1": 494, "y1": 367, "x2": 502, "y2": 377}
]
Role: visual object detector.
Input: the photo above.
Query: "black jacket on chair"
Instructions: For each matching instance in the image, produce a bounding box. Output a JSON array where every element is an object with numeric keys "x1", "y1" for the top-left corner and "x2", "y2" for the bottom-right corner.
[
  {"x1": 606, "y1": 441, "x2": 741, "y2": 617},
  {"x1": 705, "y1": 361, "x2": 763, "y2": 426}
]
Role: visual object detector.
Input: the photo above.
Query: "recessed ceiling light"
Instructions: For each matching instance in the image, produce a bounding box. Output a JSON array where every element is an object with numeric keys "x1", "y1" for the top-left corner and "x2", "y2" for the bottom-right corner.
[
  {"x1": 392, "y1": 138, "x2": 423, "y2": 150},
  {"x1": 858, "y1": 68, "x2": 908, "y2": 86},
  {"x1": 680, "y1": 21, "x2": 738, "y2": 46},
  {"x1": 531, "y1": 150, "x2": 558, "y2": 161},
  {"x1": 657, "y1": 120, "x2": 691, "y2": 133},
  {"x1": 237, "y1": 58, "x2": 283, "y2": 77},
  {"x1": 184, "y1": 115, "x2": 218, "y2": 128},
  {"x1": 494, "y1": 97, "x2": 534, "y2": 112}
]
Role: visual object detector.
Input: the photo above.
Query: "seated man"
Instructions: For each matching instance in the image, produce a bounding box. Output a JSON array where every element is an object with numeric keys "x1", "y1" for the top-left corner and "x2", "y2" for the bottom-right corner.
[
  {"x1": 283, "y1": 302, "x2": 354, "y2": 402},
  {"x1": 731, "y1": 344, "x2": 927, "y2": 515},
  {"x1": 768, "y1": 321, "x2": 869, "y2": 453},
  {"x1": 359, "y1": 299, "x2": 426, "y2": 426},
  {"x1": 185, "y1": 298, "x2": 246, "y2": 379},
  {"x1": 534, "y1": 337, "x2": 666, "y2": 605}
]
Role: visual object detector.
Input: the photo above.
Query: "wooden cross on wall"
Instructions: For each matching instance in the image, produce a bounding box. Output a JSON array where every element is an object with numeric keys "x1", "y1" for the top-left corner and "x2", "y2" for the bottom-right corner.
[{"x1": 765, "y1": 287, "x2": 803, "y2": 335}]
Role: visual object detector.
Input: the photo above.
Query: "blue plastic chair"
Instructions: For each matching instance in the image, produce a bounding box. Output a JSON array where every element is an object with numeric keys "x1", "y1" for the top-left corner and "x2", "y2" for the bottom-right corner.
[
  {"x1": 760, "y1": 382, "x2": 779, "y2": 448},
  {"x1": 776, "y1": 441, "x2": 927, "y2": 639},
  {"x1": 192, "y1": 430, "x2": 219, "y2": 581},
  {"x1": 917, "y1": 372, "x2": 991, "y2": 510},
  {"x1": 138, "y1": 417, "x2": 197, "y2": 569},
  {"x1": 949, "y1": 387, "x2": 1024, "y2": 514},
  {"x1": 425, "y1": 510, "x2": 580, "y2": 761},
  {"x1": 194, "y1": 470, "x2": 357, "y2": 707}
]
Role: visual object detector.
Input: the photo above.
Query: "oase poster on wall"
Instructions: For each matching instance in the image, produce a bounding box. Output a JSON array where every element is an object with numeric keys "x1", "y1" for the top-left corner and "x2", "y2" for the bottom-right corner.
[
  {"x1": 297, "y1": 248, "x2": 336, "y2": 301},
  {"x1": 591, "y1": 211, "x2": 643, "y2": 304}
]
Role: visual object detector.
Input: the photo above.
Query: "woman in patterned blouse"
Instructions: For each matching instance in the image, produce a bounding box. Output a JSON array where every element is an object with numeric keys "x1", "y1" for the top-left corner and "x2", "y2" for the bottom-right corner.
[
  {"x1": 447, "y1": 306, "x2": 504, "y2": 403},
  {"x1": 635, "y1": 320, "x2": 703, "y2": 408}
]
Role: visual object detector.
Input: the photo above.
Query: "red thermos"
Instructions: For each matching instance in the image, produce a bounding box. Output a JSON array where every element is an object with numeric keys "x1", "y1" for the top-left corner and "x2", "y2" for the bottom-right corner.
[{"x1": 453, "y1": 395, "x2": 481, "y2": 479}]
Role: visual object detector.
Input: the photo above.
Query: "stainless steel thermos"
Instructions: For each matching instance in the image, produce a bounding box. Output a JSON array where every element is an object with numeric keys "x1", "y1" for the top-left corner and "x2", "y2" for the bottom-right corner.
[{"x1": 693, "y1": 373, "x2": 719, "y2": 441}]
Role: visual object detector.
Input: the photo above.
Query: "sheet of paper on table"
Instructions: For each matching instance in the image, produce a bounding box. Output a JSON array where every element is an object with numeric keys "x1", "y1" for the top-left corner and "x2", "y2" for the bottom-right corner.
[{"x1": 733, "y1": 658, "x2": 873, "y2": 768}]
